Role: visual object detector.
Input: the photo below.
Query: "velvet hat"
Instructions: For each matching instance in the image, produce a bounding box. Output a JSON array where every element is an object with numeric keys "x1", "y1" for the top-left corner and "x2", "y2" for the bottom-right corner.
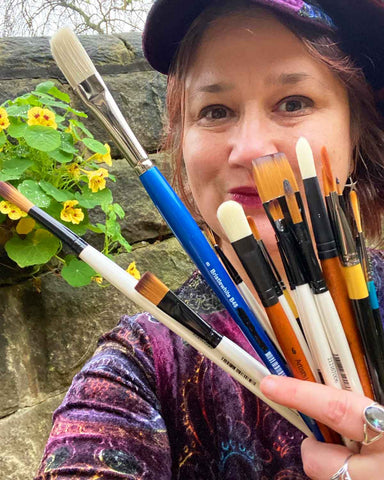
[{"x1": 142, "y1": 0, "x2": 384, "y2": 101}]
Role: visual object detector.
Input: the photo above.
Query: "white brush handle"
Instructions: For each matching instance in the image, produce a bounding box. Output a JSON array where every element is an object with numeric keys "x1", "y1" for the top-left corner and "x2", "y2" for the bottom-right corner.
[
  {"x1": 279, "y1": 294, "x2": 321, "y2": 383},
  {"x1": 294, "y1": 284, "x2": 341, "y2": 389},
  {"x1": 79, "y1": 244, "x2": 312, "y2": 437},
  {"x1": 314, "y1": 291, "x2": 363, "y2": 394}
]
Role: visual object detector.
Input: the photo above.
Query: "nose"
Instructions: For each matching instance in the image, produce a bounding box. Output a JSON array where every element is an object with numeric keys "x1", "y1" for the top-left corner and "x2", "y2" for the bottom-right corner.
[{"x1": 227, "y1": 112, "x2": 279, "y2": 168}]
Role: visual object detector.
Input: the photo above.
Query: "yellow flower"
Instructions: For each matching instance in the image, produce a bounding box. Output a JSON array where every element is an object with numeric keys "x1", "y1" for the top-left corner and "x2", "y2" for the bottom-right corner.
[
  {"x1": 0, "y1": 200, "x2": 28, "y2": 220},
  {"x1": 27, "y1": 107, "x2": 57, "y2": 129},
  {"x1": 87, "y1": 168, "x2": 109, "y2": 193},
  {"x1": 67, "y1": 163, "x2": 81, "y2": 180},
  {"x1": 92, "y1": 276, "x2": 103, "y2": 285},
  {"x1": 60, "y1": 200, "x2": 84, "y2": 225},
  {"x1": 0, "y1": 107, "x2": 10, "y2": 131},
  {"x1": 94, "y1": 144, "x2": 112, "y2": 166},
  {"x1": 127, "y1": 261, "x2": 140, "y2": 280},
  {"x1": 16, "y1": 217, "x2": 36, "y2": 234}
]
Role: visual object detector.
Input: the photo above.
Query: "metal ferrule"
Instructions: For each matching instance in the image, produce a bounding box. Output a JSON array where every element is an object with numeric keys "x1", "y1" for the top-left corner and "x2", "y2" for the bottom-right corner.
[
  {"x1": 329, "y1": 192, "x2": 359, "y2": 267},
  {"x1": 76, "y1": 73, "x2": 153, "y2": 175}
]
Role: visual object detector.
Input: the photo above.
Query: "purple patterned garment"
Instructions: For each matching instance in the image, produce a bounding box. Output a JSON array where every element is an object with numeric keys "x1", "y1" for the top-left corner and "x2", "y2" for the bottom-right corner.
[{"x1": 35, "y1": 251, "x2": 384, "y2": 479}]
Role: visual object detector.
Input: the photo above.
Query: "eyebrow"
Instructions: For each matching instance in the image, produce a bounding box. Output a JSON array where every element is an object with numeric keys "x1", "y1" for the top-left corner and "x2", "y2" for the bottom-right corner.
[
  {"x1": 191, "y1": 82, "x2": 234, "y2": 94},
  {"x1": 268, "y1": 72, "x2": 312, "y2": 85}
]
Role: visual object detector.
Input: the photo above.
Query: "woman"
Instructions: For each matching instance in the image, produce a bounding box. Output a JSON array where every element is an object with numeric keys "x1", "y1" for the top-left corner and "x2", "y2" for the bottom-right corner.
[{"x1": 36, "y1": 1, "x2": 384, "y2": 478}]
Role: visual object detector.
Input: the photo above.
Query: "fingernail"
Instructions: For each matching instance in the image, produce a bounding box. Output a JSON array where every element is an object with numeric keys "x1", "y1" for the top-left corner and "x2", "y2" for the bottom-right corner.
[{"x1": 260, "y1": 375, "x2": 278, "y2": 395}]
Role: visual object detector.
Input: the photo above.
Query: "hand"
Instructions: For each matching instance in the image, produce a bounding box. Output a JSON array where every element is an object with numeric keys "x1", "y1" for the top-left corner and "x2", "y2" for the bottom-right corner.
[{"x1": 260, "y1": 375, "x2": 384, "y2": 479}]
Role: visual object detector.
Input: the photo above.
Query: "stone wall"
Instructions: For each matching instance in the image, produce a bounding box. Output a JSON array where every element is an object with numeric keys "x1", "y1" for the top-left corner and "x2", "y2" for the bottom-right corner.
[{"x1": 0, "y1": 33, "x2": 195, "y2": 480}]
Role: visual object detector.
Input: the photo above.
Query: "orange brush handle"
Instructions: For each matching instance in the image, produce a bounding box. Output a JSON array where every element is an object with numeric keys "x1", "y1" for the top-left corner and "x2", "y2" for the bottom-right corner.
[
  {"x1": 265, "y1": 302, "x2": 317, "y2": 382},
  {"x1": 321, "y1": 256, "x2": 374, "y2": 399}
]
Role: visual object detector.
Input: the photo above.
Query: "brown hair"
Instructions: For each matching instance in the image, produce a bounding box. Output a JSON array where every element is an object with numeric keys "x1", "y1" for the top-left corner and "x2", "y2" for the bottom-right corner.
[{"x1": 162, "y1": 0, "x2": 384, "y2": 242}]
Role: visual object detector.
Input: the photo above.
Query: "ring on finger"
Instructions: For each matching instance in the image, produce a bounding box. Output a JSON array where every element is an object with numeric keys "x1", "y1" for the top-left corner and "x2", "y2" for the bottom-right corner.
[
  {"x1": 362, "y1": 403, "x2": 384, "y2": 446},
  {"x1": 329, "y1": 454, "x2": 354, "y2": 480}
]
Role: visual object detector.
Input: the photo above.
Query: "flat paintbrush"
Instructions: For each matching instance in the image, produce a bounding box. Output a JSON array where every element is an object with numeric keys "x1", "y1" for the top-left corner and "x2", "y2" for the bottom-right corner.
[
  {"x1": 49, "y1": 27, "x2": 288, "y2": 378},
  {"x1": 0, "y1": 180, "x2": 312, "y2": 437}
]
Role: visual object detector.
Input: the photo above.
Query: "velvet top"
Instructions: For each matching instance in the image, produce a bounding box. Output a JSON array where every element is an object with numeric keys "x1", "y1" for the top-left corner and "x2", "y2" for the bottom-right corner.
[{"x1": 35, "y1": 250, "x2": 384, "y2": 479}]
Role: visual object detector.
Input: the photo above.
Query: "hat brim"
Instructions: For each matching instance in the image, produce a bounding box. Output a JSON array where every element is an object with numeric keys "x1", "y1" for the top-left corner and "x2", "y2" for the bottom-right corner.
[{"x1": 142, "y1": 0, "x2": 384, "y2": 93}]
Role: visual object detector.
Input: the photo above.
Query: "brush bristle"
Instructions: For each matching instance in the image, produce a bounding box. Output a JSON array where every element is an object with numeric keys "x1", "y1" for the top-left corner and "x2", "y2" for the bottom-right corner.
[
  {"x1": 268, "y1": 199, "x2": 284, "y2": 222},
  {"x1": 322, "y1": 167, "x2": 330, "y2": 197},
  {"x1": 296, "y1": 137, "x2": 316, "y2": 180},
  {"x1": 0, "y1": 182, "x2": 34, "y2": 213},
  {"x1": 246, "y1": 216, "x2": 260, "y2": 240},
  {"x1": 320, "y1": 147, "x2": 336, "y2": 192},
  {"x1": 204, "y1": 225, "x2": 217, "y2": 247},
  {"x1": 252, "y1": 152, "x2": 298, "y2": 202},
  {"x1": 349, "y1": 190, "x2": 362, "y2": 233},
  {"x1": 50, "y1": 27, "x2": 97, "y2": 88},
  {"x1": 134, "y1": 271, "x2": 168, "y2": 306},
  {"x1": 217, "y1": 200, "x2": 251, "y2": 243},
  {"x1": 283, "y1": 179, "x2": 302, "y2": 224}
]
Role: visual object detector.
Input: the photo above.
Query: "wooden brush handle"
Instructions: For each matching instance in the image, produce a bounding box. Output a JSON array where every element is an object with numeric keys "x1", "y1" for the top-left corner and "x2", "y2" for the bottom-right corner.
[
  {"x1": 265, "y1": 302, "x2": 317, "y2": 382},
  {"x1": 320, "y1": 257, "x2": 374, "y2": 399}
]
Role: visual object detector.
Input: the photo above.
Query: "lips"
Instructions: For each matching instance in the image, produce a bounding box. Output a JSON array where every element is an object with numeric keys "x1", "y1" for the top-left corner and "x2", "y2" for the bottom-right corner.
[{"x1": 228, "y1": 186, "x2": 263, "y2": 208}]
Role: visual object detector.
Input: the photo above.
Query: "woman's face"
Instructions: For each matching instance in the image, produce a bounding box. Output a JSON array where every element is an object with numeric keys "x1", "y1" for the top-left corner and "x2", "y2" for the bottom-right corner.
[{"x1": 182, "y1": 10, "x2": 351, "y2": 241}]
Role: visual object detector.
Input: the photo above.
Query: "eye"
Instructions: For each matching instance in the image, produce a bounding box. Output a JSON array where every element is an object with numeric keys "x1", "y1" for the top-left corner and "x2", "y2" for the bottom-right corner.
[
  {"x1": 198, "y1": 105, "x2": 232, "y2": 122},
  {"x1": 276, "y1": 96, "x2": 314, "y2": 114}
]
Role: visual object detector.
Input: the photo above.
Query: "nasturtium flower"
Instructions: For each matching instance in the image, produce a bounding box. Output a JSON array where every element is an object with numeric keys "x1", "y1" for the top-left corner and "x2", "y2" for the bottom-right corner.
[
  {"x1": 86, "y1": 168, "x2": 109, "y2": 193},
  {"x1": 60, "y1": 200, "x2": 84, "y2": 225},
  {"x1": 92, "y1": 275, "x2": 103, "y2": 285},
  {"x1": 16, "y1": 217, "x2": 36, "y2": 234},
  {"x1": 0, "y1": 107, "x2": 10, "y2": 131},
  {"x1": 0, "y1": 200, "x2": 28, "y2": 220},
  {"x1": 67, "y1": 163, "x2": 81, "y2": 180},
  {"x1": 94, "y1": 143, "x2": 112, "y2": 166},
  {"x1": 27, "y1": 107, "x2": 57, "y2": 129},
  {"x1": 127, "y1": 261, "x2": 140, "y2": 280}
]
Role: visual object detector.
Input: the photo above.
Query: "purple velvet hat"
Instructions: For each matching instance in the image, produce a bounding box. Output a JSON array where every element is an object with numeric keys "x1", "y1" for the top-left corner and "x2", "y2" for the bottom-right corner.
[{"x1": 142, "y1": 0, "x2": 384, "y2": 100}]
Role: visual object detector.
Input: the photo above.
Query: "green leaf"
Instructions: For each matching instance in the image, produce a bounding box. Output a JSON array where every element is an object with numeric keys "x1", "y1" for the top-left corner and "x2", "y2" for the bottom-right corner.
[
  {"x1": 82, "y1": 137, "x2": 108, "y2": 154},
  {"x1": 49, "y1": 149, "x2": 74, "y2": 164},
  {"x1": 24, "y1": 125, "x2": 61, "y2": 152},
  {"x1": 6, "y1": 105, "x2": 29, "y2": 117},
  {"x1": 61, "y1": 257, "x2": 96, "y2": 287},
  {"x1": 75, "y1": 187, "x2": 112, "y2": 209},
  {"x1": 70, "y1": 119, "x2": 93, "y2": 138},
  {"x1": 18, "y1": 180, "x2": 51, "y2": 208},
  {"x1": 8, "y1": 118, "x2": 27, "y2": 138},
  {"x1": 60, "y1": 132, "x2": 78, "y2": 154},
  {"x1": 35, "y1": 81, "x2": 55, "y2": 93},
  {"x1": 67, "y1": 106, "x2": 88, "y2": 118},
  {"x1": 48, "y1": 86, "x2": 70, "y2": 103},
  {"x1": 5, "y1": 229, "x2": 60, "y2": 267},
  {"x1": 0, "y1": 130, "x2": 6, "y2": 147},
  {"x1": 0, "y1": 212, "x2": 6, "y2": 224},
  {"x1": 0, "y1": 158, "x2": 33, "y2": 181},
  {"x1": 39, "y1": 181, "x2": 73, "y2": 202},
  {"x1": 112, "y1": 203, "x2": 125, "y2": 219}
]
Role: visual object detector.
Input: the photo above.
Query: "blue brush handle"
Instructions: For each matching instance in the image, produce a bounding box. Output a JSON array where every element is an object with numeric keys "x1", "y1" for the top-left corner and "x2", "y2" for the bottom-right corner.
[{"x1": 140, "y1": 166, "x2": 288, "y2": 376}]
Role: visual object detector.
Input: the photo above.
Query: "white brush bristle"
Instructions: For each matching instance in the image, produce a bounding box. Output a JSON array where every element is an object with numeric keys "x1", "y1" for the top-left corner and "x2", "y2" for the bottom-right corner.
[
  {"x1": 217, "y1": 201, "x2": 251, "y2": 243},
  {"x1": 296, "y1": 137, "x2": 317, "y2": 180},
  {"x1": 50, "y1": 27, "x2": 97, "y2": 88}
]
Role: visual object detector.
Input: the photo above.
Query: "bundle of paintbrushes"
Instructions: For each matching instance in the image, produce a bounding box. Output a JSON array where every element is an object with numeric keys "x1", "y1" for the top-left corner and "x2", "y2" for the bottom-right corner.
[{"x1": 224, "y1": 136, "x2": 383, "y2": 404}]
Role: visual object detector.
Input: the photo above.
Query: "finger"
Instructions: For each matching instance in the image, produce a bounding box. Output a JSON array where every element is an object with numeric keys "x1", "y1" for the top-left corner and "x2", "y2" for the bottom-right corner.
[
  {"x1": 260, "y1": 375, "x2": 379, "y2": 444},
  {"x1": 301, "y1": 437, "x2": 352, "y2": 480}
]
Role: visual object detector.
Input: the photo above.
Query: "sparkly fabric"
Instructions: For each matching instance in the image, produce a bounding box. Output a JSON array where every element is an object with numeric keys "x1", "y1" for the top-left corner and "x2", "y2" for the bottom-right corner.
[{"x1": 35, "y1": 254, "x2": 384, "y2": 479}]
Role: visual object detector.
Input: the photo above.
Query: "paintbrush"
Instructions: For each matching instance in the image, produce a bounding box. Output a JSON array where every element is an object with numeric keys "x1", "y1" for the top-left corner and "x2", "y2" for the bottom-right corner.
[
  {"x1": 204, "y1": 226, "x2": 280, "y2": 350},
  {"x1": 297, "y1": 137, "x2": 373, "y2": 398},
  {"x1": 0, "y1": 181, "x2": 312, "y2": 438},
  {"x1": 49, "y1": 28, "x2": 288, "y2": 377},
  {"x1": 217, "y1": 200, "x2": 319, "y2": 384},
  {"x1": 252, "y1": 154, "x2": 342, "y2": 391},
  {"x1": 321, "y1": 148, "x2": 384, "y2": 402},
  {"x1": 247, "y1": 215, "x2": 319, "y2": 383}
]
